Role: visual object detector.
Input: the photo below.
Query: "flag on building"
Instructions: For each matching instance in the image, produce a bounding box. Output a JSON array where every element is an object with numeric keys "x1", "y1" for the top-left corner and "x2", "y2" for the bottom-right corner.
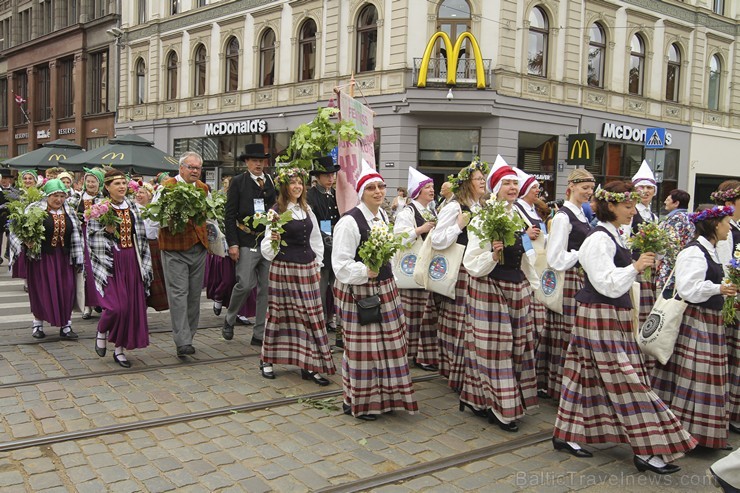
[{"x1": 14, "y1": 94, "x2": 26, "y2": 105}]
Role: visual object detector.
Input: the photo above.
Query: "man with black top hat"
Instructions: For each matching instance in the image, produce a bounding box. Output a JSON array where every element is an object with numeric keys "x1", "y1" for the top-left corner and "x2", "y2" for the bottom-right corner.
[
  {"x1": 223, "y1": 143, "x2": 276, "y2": 345},
  {"x1": 306, "y1": 155, "x2": 342, "y2": 345},
  {"x1": 0, "y1": 168, "x2": 19, "y2": 263}
]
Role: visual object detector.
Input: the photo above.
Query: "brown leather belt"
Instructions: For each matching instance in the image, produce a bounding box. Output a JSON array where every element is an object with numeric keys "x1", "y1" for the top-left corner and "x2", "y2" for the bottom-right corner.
[{"x1": 237, "y1": 223, "x2": 252, "y2": 234}]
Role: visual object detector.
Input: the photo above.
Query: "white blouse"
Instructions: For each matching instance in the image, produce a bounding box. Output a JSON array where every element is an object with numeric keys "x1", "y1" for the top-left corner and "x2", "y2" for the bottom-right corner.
[
  {"x1": 260, "y1": 202, "x2": 323, "y2": 264},
  {"x1": 430, "y1": 201, "x2": 480, "y2": 250},
  {"x1": 675, "y1": 236, "x2": 722, "y2": 304},
  {"x1": 331, "y1": 202, "x2": 388, "y2": 285},
  {"x1": 393, "y1": 200, "x2": 431, "y2": 245},
  {"x1": 578, "y1": 221, "x2": 638, "y2": 298},
  {"x1": 716, "y1": 219, "x2": 739, "y2": 267},
  {"x1": 546, "y1": 201, "x2": 586, "y2": 271}
]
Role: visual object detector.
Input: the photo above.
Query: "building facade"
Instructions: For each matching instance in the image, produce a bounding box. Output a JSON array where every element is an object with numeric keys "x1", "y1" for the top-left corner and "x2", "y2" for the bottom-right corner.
[{"x1": 110, "y1": 0, "x2": 738, "y2": 205}]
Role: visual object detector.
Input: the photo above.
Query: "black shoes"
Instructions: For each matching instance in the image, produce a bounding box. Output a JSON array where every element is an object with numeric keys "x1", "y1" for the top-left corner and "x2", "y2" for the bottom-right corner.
[
  {"x1": 487, "y1": 410, "x2": 518, "y2": 432},
  {"x1": 459, "y1": 400, "x2": 488, "y2": 418},
  {"x1": 633, "y1": 456, "x2": 680, "y2": 475},
  {"x1": 95, "y1": 333, "x2": 107, "y2": 357},
  {"x1": 113, "y1": 352, "x2": 131, "y2": 368},
  {"x1": 552, "y1": 438, "x2": 593, "y2": 458},
  {"x1": 222, "y1": 321, "x2": 234, "y2": 340},
  {"x1": 213, "y1": 302, "x2": 222, "y2": 316},
  {"x1": 32, "y1": 325, "x2": 45, "y2": 339},
  {"x1": 59, "y1": 327, "x2": 79, "y2": 340},
  {"x1": 301, "y1": 369, "x2": 330, "y2": 386},
  {"x1": 537, "y1": 389, "x2": 552, "y2": 399},
  {"x1": 250, "y1": 336, "x2": 263, "y2": 347},
  {"x1": 260, "y1": 361, "x2": 275, "y2": 379},
  {"x1": 417, "y1": 363, "x2": 438, "y2": 372},
  {"x1": 176, "y1": 345, "x2": 196, "y2": 357},
  {"x1": 343, "y1": 403, "x2": 376, "y2": 421}
]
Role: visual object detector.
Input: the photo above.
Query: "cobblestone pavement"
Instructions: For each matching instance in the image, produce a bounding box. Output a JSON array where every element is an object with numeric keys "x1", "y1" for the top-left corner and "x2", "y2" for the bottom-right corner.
[{"x1": 0, "y1": 269, "x2": 732, "y2": 492}]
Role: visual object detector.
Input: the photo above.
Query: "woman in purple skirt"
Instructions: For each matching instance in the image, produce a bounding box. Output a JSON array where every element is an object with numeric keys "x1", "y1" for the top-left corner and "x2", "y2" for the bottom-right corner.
[
  {"x1": 11, "y1": 169, "x2": 42, "y2": 286},
  {"x1": 88, "y1": 169, "x2": 153, "y2": 368},
  {"x1": 9, "y1": 179, "x2": 84, "y2": 339}
]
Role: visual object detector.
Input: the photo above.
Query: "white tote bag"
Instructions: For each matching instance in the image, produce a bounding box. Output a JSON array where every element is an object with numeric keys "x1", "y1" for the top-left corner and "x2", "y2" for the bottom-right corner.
[
  {"x1": 425, "y1": 242, "x2": 466, "y2": 299},
  {"x1": 535, "y1": 267, "x2": 565, "y2": 314},
  {"x1": 636, "y1": 271, "x2": 687, "y2": 365},
  {"x1": 393, "y1": 237, "x2": 424, "y2": 290},
  {"x1": 413, "y1": 234, "x2": 434, "y2": 288}
]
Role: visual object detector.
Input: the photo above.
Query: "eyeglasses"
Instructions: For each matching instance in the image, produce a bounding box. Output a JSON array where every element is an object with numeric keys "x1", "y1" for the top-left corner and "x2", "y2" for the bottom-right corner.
[
  {"x1": 364, "y1": 183, "x2": 387, "y2": 192},
  {"x1": 472, "y1": 177, "x2": 486, "y2": 182},
  {"x1": 184, "y1": 165, "x2": 202, "y2": 172}
]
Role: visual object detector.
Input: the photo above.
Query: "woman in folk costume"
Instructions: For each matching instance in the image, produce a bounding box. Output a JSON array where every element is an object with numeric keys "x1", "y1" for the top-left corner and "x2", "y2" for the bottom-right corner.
[
  {"x1": 714, "y1": 181, "x2": 740, "y2": 435},
  {"x1": 134, "y1": 181, "x2": 168, "y2": 312},
  {"x1": 630, "y1": 161, "x2": 659, "y2": 326},
  {"x1": 651, "y1": 205, "x2": 737, "y2": 449},
  {"x1": 538, "y1": 169, "x2": 594, "y2": 399},
  {"x1": 430, "y1": 159, "x2": 488, "y2": 392},
  {"x1": 259, "y1": 167, "x2": 335, "y2": 385},
  {"x1": 553, "y1": 181, "x2": 696, "y2": 473},
  {"x1": 332, "y1": 161, "x2": 417, "y2": 420},
  {"x1": 393, "y1": 167, "x2": 439, "y2": 371},
  {"x1": 88, "y1": 169, "x2": 153, "y2": 368},
  {"x1": 9, "y1": 179, "x2": 84, "y2": 339},
  {"x1": 11, "y1": 169, "x2": 41, "y2": 287},
  {"x1": 460, "y1": 156, "x2": 538, "y2": 432}
]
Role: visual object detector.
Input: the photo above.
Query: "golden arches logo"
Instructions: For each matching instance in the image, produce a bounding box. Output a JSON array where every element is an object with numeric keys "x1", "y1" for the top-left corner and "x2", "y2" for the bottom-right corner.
[
  {"x1": 48, "y1": 154, "x2": 66, "y2": 161},
  {"x1": 102, "y1": 152, "x2": 125, "y2": 160},
  {"x1": 570, "y1": 140, "x2": 590, "y2": 160},
  {"x1": 417, "y1": 31, "x2": 485, "y2": 89},
  {"x1": 541, "y1": 141, "x2": 555, "y2": 161},
  {"x1": 165, "y1": 156, "x2": 178, "y2": 165}
]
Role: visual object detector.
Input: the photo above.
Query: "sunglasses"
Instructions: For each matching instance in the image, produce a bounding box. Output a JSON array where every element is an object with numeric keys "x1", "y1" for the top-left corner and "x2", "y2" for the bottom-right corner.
[{"x1": 364, "y1": 183, "x2": 387, "y2": 192}]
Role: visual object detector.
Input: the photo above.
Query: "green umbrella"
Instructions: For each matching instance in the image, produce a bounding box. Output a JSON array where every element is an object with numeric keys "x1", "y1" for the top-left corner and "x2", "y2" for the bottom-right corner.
[
  {"x1": 5, "y1": 139, "x2": 86, "y2": 171},
  {"x1": 60, "y1": 134, "x2": 180, "y2": 174}
]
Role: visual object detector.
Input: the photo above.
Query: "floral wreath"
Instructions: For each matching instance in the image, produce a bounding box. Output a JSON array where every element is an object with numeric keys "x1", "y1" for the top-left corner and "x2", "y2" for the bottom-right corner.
[
  {"x1": 275, "y1": 167, "x2": 309, "y2": 187},
  {"x1": 710, "y1": 187, "x2": 740, "y2": 204},
  {"x1": 593, "y1": 185, "x2": 641, "y2": 203},
  {"x1": 689, "y1": 205, "x2": 734, "y2": 224},
  {"x1": 447, "y1": 158, "x2": 490, "y2": 193}
]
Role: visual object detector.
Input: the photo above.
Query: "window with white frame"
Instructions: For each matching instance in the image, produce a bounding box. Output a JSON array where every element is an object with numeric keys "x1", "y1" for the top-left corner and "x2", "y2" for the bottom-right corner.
[
  {"x1": 628, "y1": 34, "x2": 645, "y2": 95},
  {"x1": 665, "y1": 44, "x2": 680, "y2": 102},
  {"x1": 527, "y1": 7, "x2": 548, "y2": 77},
  {"x1": 708, "y1": 54, "x2": 721, "y2": 111}
]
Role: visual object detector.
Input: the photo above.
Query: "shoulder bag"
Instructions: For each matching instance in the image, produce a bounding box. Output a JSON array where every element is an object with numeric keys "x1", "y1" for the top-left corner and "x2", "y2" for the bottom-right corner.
[{"x1": 636, "y1": 269, "x2": 686, "y2": 365}]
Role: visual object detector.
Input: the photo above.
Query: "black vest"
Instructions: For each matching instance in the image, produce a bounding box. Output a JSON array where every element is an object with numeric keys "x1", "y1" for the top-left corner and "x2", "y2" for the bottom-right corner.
[
  {"x1": 685, "y1": 240, "x2": 724, "y2": 311},
  {"x1": 456, "y1": 203, "x2": 470, "y2": 247},
  {"x1": 41, "y1": 211, "x2": 73, "y2": 255},
  {"x1": 273, "y1": 209, "x2": 315, "y2": 265},
  {"x1": 731, "y1": 223, "x2": 740, "y2": 252},
  {"x1": 558, "y1": 206, "x2": 590, "y2": 253},
  {"x1": 514, "y1": 201, "x2": 542, "y2": 227},
  {"x1": 407, "y1": 203, "x2": 432, "y2": 241},
  {"x1": 576, "y1": 226, "x2": 633, "y2": 309},
  {"x1": 489, "y1": 233, "x2": 526, "y2": 283},
  {"x1": 347, "y1": 207, "x2": 393, "y2": 281}
]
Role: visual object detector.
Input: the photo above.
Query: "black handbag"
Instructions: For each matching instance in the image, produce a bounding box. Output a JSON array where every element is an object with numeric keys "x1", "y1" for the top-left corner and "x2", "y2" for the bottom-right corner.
[{"x1": 350, "y1": 286, "x2": 382, "y2": 326}]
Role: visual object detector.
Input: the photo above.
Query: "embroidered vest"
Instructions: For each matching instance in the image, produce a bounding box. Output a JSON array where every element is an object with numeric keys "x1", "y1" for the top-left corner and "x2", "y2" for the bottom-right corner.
[
  {"x1": 41, "y1": 210, "x2": 72, "y2": 255},
  {"x1": 157, "y1": 178, "x2": 209, "y2": 251}
]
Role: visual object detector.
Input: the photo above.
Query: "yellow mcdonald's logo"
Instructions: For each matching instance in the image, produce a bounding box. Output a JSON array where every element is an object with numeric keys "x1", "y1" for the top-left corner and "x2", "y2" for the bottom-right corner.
[
  {"x1": 165, "y1": 156, "x2": 178, "y2": 165},
  {"x1": 48, "y1": 154, "x2": 66, "y2": 161},
  {"x1": 570, "y1": 139, "x2": 590, "y2": 160},
  {"x1": 102, "y1": 152, "x2": 125, "y2": 160},
  {"x1": 541, "y1": 141, "x2": 555, "y2": 160},
  {"x1": 417, "y1": 31, "x2": 485, "y2": 89}
]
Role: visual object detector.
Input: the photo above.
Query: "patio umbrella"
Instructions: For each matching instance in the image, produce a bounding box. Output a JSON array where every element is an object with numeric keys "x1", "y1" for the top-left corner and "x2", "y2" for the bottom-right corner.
[
  {"x1": 61, "y1": 134, "x2": 180, "y2": 175},
  {"x1": 5, "y1": 139, "x2": 86, "y2": 171}
]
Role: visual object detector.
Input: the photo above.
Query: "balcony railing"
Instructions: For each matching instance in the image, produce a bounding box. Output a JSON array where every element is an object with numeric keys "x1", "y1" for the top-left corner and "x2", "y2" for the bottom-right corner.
[{"x1": 413, "y1": 56, "x2": 492, "y2": 88}]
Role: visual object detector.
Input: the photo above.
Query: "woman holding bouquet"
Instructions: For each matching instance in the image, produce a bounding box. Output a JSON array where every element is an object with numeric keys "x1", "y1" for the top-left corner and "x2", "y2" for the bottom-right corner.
[
  {"x1": 88, "y1": 169, "x2": 153, "y2": 368},
  {"x1": 332, "y1": 161, "x2": 417, "y2": 420},
  {"x1": 11, "y1": 170, "x2": 41, "y2": 287},
  {"x1": 259, "y1": 167, "x2": 335, "y2": 385},
  {"x1": 9, "y1": 179, "x2": 84, "y2": 339},
  {"x1": 430, "y1": 159, "x2": 488, "y2": 393},
  {"x1": 553, "y1": 181, "x2": 696, "y2": 473},
  {"x1": 538, "y1": 169, "x2": 594, "y2": 399},
  {"x1": 393, "y1": 168, "x2": 438, "y2": 371},
  {"x1": 651, "y1": 205, "x2": 737, "y2": 449},
  {"x1": 461, "y1": 156, "x2": 537, "y2": 432}
]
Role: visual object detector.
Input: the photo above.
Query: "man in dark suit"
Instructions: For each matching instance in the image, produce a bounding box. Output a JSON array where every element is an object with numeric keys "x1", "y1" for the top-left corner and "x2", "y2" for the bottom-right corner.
[
  {"x1": 0, "y1": 168, "x2": 19, "y2": 263},
  {"x1": 223, "y1": 143, "x2": 276, "y2": 345},
  {"x1": 306, "y1": 156, "x2": 342, "y2": 346}
]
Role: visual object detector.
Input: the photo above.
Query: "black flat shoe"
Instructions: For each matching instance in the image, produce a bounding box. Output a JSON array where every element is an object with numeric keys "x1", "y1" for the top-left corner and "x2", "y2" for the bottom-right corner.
[
  {"x1": 213, "y1": 302, "x2": 222, "y2": 316},
  {"x1": 301, "y1": 369, "x2": 330, "y2": 386},
  {"x1": 260, "y1": 361, "x2": 275, "y2": 380},
  {"x1": 32, "y1": 326, "x2": 45, "y2": 339},
  {"x1": 222, "y1": 321, "x2": 234, "y2": 340},
  {"x1": 59, "y1": 327, "x2": 79, "y2": 340},
  {"x1": 537, "y1": 389, "x2": 552, "y2": 399},
  {"x1": 81, "y1": 311, "x2": 92, "y2": 320},
  {"x1": 633, "y1": 456, "x2": 680, "y2": 474},
  {"x1": 94, "y1": 306, "x2": 102, "y2": 313},
  {"x1": 730, "y1": 423, "x2": 740, "y2": 434},
  {"x1": 95, "y1": 333, "x2": 107, "y2": 357},
  {"x1": 552, "y1": 438, "x2": 593, "y2": 458},
  {"x1": 487, "y1": 410, "x2": 518, "y2": 432},
  {"x1": 418, "y1": 363, "x2": 439, "y2": 372},
  {"x1": 459, "y1": 400, "x2": 488, "y2": 418},
  {"x1": 113, "y1": 353, "x2": 131, "y2": 368},
  {"x1": 176, "y1": 345, "x2": 195, "y2": 357},
  {"x1": 342, "y1": 404, "x2": 376, "y2": 421}
]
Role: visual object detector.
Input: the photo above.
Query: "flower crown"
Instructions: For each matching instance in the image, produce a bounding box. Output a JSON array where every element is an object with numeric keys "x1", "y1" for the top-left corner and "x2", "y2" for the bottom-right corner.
[
  {"x1": 710, "y1": 187, "x2": 740, "y2": 204},
  {"x1": 689, "y1": 205, "x2": 734, "y2": 224},
  {"x1": 447, "y1": 158, "x2": 490, "y2": 193},
  {"x1": 275, "y1": 167, "x2": 309, "y2": 187},
  {"x1": 593, "y1": 185, "x2": 641, "y2": 203}
]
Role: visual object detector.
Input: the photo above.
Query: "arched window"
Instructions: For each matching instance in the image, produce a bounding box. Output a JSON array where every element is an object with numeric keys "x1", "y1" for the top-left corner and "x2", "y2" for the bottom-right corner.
[
  {"x1": 135, "y1": 58, "x2": 146, "y2": 104},
  {"x1": 587, "y1": 23, "x2": 605, "y2": 88},
  {"x1": 628, "y1": 34, "x2": 645, "y2": 95},
  {"x1": 527, "y1": 7, "x2": 548, "y2": 77},
  {"x1": 436, "y1": 0, "x2": 471, "y2": 78},
  {"x1": 166, "y1": 51, "x2": 178, "y2": 100},
  {"x1": 355, "y1": 4, "x2": 377, "y2": 73},
  {"x1": 708, "y1": 54, "x2": 721, "y2": 110},
  {"x1": 260, "y1": 29, "x2": 275, "y2": 87},
  {"x1": 225, "y1": 37, "x2": 239, "y2": 92},
  {"x1": 665, "y1": 44, "x2": 680, "y2": 102},
  {"x1": 193, "y1": 44, "x2": 207, "y2": 96},
  {"x1": 298, "y1": 19, "x2": 317, "y2": 81}
]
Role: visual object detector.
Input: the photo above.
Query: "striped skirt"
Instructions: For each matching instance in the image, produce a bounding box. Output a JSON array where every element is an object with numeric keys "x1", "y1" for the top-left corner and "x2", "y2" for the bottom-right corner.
[
  {"x1": 727, "y1": 320, "x2": 740, "y2": 424},
  {"x1": 437, "y1": 267, "x2": 469, "y2": 392},
  {"x1": 146, "y1": 240, "x2": 169, "y2": 312},
  {"x1": 460, "y1": 275, "x2": 534, "y2": 422},
  {"x1": 536, "y1": 266, "x2": 583, "y2": 398},
  {"x1": 636, "y1": 271, "x2": 656, "y2": 326},
  {"x1": 82, "y1": 224, "x2": 102, "y2": 308},
  {"x1": 334, "y1": 277, "x2": 417, "y2": 416},
  {"x1": 530, "y1": 298, "x2": 547, "y2": 344},
  {"x1": 261, "y1": 260, "x2": 335, "y2": 375},
  {"x1": 554, "y1": 303, "x2": 697, "y2": 462},
  {"x1": 399, "y1": 288, "x2": 438, "y2": 366},
  {"x1": 651, "y1": 305, "x2": 729, "y2": 449}
]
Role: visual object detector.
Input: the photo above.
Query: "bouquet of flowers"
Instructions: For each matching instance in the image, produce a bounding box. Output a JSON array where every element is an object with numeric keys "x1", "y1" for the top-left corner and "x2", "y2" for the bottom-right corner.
[
  {"x1": 7, "y1": 186, "x2": 47, "y2": 258},
  {"x1": 143, "y1": 182, "x2": 210, "y2": 234},
  {"x1": 246, "y1": 209, "x2": 294, "y2": 252},
  {"x1": 420, "y1": 209, "x2": 437, "y2": 224},
  {"x1": 467, "y1": 198, "x2": 526, "y2": 264},
  {"x1": 358, "y1": 222, "x2": 407, "y2": 273},
  {"x1": 126, "y1": 179, "x2": 139, "y2": 197},
  {"x1": 84, "y1": 199, "x2": 123, "y2": 239},
  {"x1": 627, "y1": 221, "x2": 674, "y2": 281},
  {"x1": 722, "y1": 244, "x2": 740, "y2": 325}
]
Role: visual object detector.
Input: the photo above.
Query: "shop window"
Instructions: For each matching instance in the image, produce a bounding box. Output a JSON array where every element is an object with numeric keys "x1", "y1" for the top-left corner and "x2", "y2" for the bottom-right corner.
[
  {"x1": 135, "y1": 58, "x2": 146, "y2": 105},
  {"x1": 666, "y1": 44, "x2": 680, "y2": 102},
  {"x1": 629, "y1": 34, "x2": 645, "y2": 95},
  {"x1": 694, "y1": 174, "x2": 726, "y2": 209},
  {"x1": 260, "y1": 29, "x2": 276, "y2": 87},
  {"x1": 708, "y1": 54, "x2": 721, "y2": 111},
  {"x1": 193, "y1": 44, "x2": 207, "y2": 96},
  {"x1": 224, "y1": 37, "x2": 239, "y2": 92},
  {"x1": 527, "y1": 6, "x2": 548, "y2": 77},
  {"x1": 298, "y1": 19, "x2": 317, "y2": 82},
  {"x1": 356, "y1": 4, "x2": 377, "y2": 73},
  {"x1": 36, "y1": 65, "x2": 51, "y2": 122},
  {"x1": 517, "y1": 132, "x2": 557, "y2": 201},
  {"x1": 166, "y1": 51, "x2": 178, "y2": 100},
  {"x1": 87, "y1": 50, "x2": 108, "y2": 115},
  {"x1": 587, "y1": 23, "x2": 605, "y2": 88}
]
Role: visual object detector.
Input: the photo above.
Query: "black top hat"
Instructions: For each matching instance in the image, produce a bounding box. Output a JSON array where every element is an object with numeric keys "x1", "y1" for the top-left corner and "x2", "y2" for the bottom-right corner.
[
  {"x1": 309, "y1": 155, "x2": 340, "y2": 176},
  {"x1": 238, "y1": 143, "x2": 271, "y2": 161},
  {"x1": 0, "y1": 167, "x2": 12, "y2": 178}
]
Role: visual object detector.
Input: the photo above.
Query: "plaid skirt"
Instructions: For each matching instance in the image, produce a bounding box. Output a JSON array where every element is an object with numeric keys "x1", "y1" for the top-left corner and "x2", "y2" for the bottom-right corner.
[
  {"x1": 437, "y1": 266, "x2": 469, "y2": 391},
  {"x1": 554, "y1": 303, "x2": 697, "y2": 462},
  {"x1": 536, "y1": 267, "x2": 583, "y2": 398},
  {"x1": 531, "y1": 297, "x2": 547, "y2": 343},
  {"x1": 651, "y1": 305, "x2": 729, "y2": 449},
  {"x1": 727, "y1": 320, "x2": 740, "y2": 423},
  {"x1": 82, "y1": 224, "x2": 102, "y2": 307},
  {"x1": 636, "y1": 271, "x2": 656, "y2": 326},
  {"x1": 146, "y1": 240, "x2": 169, "y2": 312},
  {"x1": 334, "y1": 277, "x2": 417, "y2": 416},
  {"x1": 261, "y1": 260, "x2": 335, "y2": 374},
  {"x1": 460, "y1": 276, "x2": 535, "y2": 421},
  {"x1": 399, "y1": 288, "x2": 438, "y2": 366}
]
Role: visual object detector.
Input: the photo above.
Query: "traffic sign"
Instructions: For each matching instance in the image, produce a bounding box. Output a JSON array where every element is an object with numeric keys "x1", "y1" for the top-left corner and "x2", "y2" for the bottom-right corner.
[{"x1": 645, "y1": 128, "x2": 666, "y2": 149}]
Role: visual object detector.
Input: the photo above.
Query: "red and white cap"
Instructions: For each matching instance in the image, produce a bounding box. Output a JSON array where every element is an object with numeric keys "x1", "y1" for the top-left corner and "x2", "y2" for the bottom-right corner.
[
  {"x1": 632, "y1": 160, "x2": 656, "y2": 187},
  {"x1": 486, "y1": 155, "x2": 517, "y2": 196},
  {"x1": 514, "y1": 167, "x2": 538, "y2": 198},
  {"x1": 356, "y1": 159, "x2": 384, "y2": 197},
  {"x1": 407, "y1": 167, "x2": 433, "y2": 199}
]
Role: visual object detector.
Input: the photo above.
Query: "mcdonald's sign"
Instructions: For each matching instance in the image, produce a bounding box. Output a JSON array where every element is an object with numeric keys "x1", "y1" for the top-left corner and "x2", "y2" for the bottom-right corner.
[
  {"x1": 102, "y1": 152, "x2": 125, "y2": 161},
  {"x1": 48, "y1": 154, "x2": 67, "y2": 161},
  {"x1": 540, "y1": 140, "x2": 556, "y2": 161},
  {"x1": 566, "y1": 133, "x2": 596, "y2": 167},
  {"x1": 417, "y1": 31, "x2": 486, "y2": 89}
]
